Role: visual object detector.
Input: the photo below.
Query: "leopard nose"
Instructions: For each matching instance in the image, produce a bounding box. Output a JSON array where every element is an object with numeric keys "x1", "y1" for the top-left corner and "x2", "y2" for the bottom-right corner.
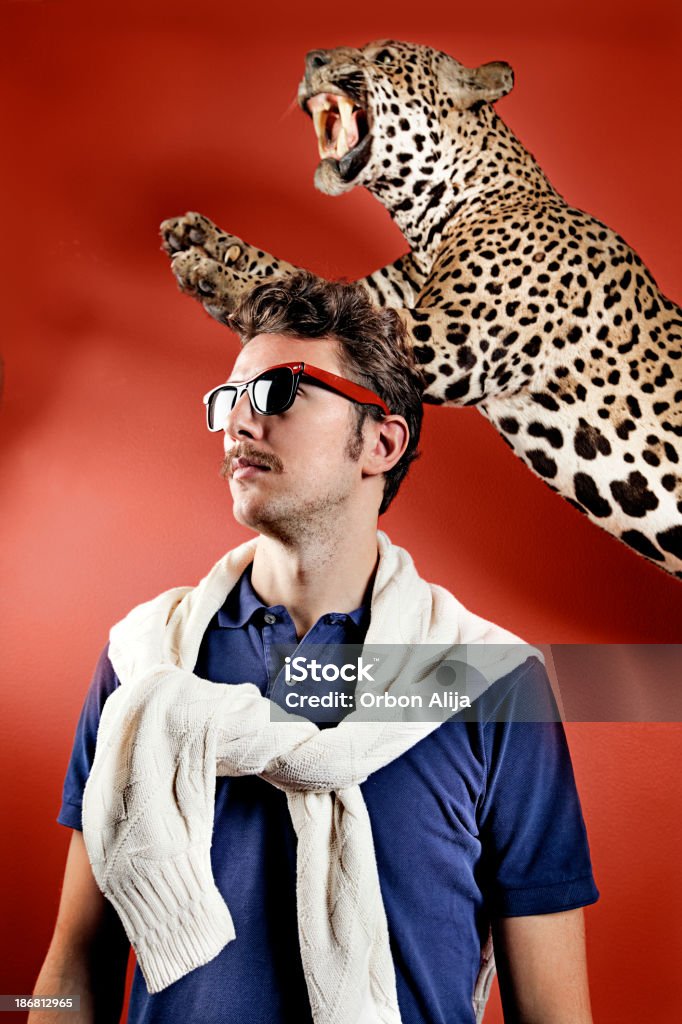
[{"x1": 306, "y1": 49, "x2": 331, "y2": 72}]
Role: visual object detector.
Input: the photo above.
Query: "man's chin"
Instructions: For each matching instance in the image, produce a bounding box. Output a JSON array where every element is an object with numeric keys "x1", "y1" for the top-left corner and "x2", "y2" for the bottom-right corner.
[
  {"x1": 230, "y1": 493, "x2": 278, "y2": 534},
  {"x1": 231, "y1": 497, "x2": 263, "y2": 531}
]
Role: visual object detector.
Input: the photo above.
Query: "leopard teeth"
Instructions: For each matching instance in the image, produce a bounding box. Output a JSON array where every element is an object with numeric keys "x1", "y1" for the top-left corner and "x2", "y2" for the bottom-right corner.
[
  {"x1": 338, "y1": 96, "x2": 354, "y2": 133},
  {"x1": 312, "y1": 95, "x2": 354, "y2": 159},
  {"x1": 313, "y1": 108, "x2": 328, "y2": 158},
  {"x1": 337, "y1": 126, "x2": 349, "y2": 159},
  {"x1": 336, "y1": 97, "x2": 354, "y2": 159}
]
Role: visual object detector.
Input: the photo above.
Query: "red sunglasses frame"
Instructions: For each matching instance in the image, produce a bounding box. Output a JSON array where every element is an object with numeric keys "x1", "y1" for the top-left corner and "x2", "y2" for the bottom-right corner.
[{"x1": 203, "y1": 361, "x2": 390, "y2": 430}]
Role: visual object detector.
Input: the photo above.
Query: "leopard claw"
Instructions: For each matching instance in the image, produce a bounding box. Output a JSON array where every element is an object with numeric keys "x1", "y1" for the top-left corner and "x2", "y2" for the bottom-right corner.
[{"x1": 224, "y1": 244, "x2": 242, "y2": 265}]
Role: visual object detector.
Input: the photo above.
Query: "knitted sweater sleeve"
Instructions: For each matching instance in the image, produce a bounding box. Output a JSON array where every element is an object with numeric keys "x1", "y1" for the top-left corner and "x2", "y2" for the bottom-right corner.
[{"x1": 82, "y1": 664, "x2": 238, "y2": 993}]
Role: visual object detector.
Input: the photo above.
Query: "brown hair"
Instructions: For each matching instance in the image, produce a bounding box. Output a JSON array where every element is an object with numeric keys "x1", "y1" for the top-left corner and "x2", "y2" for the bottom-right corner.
[{"x1": 228, "y1": 272, "x2": 424, "y2": 513}]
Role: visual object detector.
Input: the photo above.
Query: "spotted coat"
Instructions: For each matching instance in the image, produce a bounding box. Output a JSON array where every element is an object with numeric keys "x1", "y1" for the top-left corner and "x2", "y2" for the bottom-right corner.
[{"x1": 161, "y1": 40, "x2": 682, "y2": 577}]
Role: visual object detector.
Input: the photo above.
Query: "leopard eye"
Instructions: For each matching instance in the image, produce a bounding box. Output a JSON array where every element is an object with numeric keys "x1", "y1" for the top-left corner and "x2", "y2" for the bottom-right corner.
[{"x1": 374, "y1": 49, "x2": 394, "y2": 66}]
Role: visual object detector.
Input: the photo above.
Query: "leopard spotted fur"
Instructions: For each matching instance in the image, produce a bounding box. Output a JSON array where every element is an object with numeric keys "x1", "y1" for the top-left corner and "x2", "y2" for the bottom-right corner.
[{"x1": 161, "y1": 40, "x2": 682, "y2": 577}]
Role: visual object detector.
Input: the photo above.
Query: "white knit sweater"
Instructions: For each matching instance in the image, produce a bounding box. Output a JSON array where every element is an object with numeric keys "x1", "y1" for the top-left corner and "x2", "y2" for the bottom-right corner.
[{"x1": 82, "y1": 532, "x2": 535, "y2": 1024}]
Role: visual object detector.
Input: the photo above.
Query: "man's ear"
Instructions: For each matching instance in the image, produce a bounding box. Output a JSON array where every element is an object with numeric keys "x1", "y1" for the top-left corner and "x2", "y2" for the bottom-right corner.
[
  {"x1": 437, "y1": 54, "x2": 514, "y2": 110},
  {"x1": 362, "y1": 415, "x2": 410, "y2": 478}
]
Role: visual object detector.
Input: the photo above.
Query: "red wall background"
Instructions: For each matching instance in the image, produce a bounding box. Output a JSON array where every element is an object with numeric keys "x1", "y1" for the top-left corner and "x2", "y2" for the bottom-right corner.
[{"x1": 2, "y1": 0, "x2": 681, "y2": 1020}]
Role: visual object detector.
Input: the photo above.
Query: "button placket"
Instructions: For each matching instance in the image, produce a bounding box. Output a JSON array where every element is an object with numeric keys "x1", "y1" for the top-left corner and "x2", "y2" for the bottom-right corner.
[{"x1": 261, "y1": 609, "x2": 297, "y2": 699}]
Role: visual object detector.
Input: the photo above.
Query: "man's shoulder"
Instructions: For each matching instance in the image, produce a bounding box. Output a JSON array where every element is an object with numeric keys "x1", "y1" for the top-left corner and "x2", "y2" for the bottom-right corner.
[
  {"x1": 473, "y1": 654, "x2": 559, "y2": 727},
  {"x1": 106, "y1": 584, "x2": 194, "y2": 683}
]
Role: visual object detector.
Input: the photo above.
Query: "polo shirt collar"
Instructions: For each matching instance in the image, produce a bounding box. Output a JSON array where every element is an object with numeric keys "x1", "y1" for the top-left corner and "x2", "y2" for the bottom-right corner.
[
  {"x1": 216, "y1": 566, "x2": 370, "y2": 633},
  {"x1": 217, "y1": 566, "x2": 269, "y2": 628}
]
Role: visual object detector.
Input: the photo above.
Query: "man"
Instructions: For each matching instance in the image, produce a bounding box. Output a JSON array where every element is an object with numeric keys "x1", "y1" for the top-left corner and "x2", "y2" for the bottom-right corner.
[{"x1": 32, "y1": 273, "x2": 598, "y2": 1024}]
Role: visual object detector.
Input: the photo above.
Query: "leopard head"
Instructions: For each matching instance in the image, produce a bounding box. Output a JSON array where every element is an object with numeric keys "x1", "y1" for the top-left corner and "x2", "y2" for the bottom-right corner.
[{"x1": 298, "y1": 40, "x2": 514, "y2": 198}]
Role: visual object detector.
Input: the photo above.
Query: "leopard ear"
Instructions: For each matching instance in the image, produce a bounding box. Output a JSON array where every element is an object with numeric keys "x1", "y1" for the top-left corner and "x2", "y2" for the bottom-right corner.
[{"x1": 438, "y1": 56, "x2": 514, "y2": 109}]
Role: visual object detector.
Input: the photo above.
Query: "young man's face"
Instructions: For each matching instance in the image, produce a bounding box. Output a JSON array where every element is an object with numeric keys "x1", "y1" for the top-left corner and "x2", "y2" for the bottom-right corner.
[{"x1": 219, "y1": 333, "x2": 377, "y2": 541}]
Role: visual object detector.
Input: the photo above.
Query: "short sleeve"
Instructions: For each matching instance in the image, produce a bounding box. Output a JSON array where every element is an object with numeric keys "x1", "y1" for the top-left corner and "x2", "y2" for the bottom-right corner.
[
  {"x1": 477, "y1": 657, "x2": 599, "y2": 916},
  {"x1": 58, "y1": 643, "x2": 120, "y2": 831}
]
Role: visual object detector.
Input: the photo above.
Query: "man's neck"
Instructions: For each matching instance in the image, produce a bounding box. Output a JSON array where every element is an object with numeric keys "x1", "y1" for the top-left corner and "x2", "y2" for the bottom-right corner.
[{"x1": 250, "y1": 524, "x2": 379, "y2": 639}]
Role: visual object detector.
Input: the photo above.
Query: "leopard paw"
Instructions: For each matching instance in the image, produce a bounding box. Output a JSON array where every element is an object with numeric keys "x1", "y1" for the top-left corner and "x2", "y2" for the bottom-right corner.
[
  {"x1": 170, "y1": 247, "x2": 251, "y2": 322},
  {"x1": 161, "y1": 212, "x2": 245, "y2": 269}
]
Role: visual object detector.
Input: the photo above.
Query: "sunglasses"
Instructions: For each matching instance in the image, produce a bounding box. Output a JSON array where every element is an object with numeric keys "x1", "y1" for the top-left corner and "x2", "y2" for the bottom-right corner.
[{"x1": 203, "y1": 361, "x2": 390, "y2": 431}]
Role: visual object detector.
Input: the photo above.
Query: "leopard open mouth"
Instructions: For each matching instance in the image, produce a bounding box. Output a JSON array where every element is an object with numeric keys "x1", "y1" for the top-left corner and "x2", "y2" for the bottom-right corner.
[{"x1": 303, "y1": 92, "x2": 371, "y2": 182}]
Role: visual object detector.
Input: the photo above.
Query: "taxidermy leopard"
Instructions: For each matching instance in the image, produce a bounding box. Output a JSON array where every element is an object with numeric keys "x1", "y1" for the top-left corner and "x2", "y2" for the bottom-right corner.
[{"x1": 161, "y1": 40, "x2": 682, "y2": 578}]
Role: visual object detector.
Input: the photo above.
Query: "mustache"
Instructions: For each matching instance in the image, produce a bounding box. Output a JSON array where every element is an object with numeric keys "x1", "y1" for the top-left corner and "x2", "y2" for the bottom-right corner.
[{"x1": 220, "y1": 442, "x2": 284, "y2": 478}]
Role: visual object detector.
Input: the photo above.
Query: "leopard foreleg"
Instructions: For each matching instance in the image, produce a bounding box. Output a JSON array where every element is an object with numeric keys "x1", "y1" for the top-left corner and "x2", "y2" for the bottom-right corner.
[
  {"x1": 162, "y1": 212, "x2": 430, "y2": 322},
  {"x1": 358, "y1": 252, "x2": 426, "y2": 309}
]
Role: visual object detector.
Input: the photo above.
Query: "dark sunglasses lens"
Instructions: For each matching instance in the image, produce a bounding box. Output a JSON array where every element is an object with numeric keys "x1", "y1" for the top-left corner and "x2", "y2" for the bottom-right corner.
[
  {"x1": 208, "y1": 387, "x2": 238, "y2": 430},
  {"x1": 252, "y1": 367, "x2": 295, "y2": 414}
]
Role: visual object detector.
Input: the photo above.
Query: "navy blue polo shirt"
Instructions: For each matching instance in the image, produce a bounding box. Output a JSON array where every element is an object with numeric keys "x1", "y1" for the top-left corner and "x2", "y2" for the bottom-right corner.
[{"x1": 59, "y1": 566, "x2": 598, "y2": 1024}]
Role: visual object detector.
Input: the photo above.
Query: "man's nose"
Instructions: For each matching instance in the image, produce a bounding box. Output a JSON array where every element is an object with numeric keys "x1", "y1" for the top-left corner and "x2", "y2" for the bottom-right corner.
[{"x1": 224, "y1": 392, "x2": 265, "y2": 442}]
